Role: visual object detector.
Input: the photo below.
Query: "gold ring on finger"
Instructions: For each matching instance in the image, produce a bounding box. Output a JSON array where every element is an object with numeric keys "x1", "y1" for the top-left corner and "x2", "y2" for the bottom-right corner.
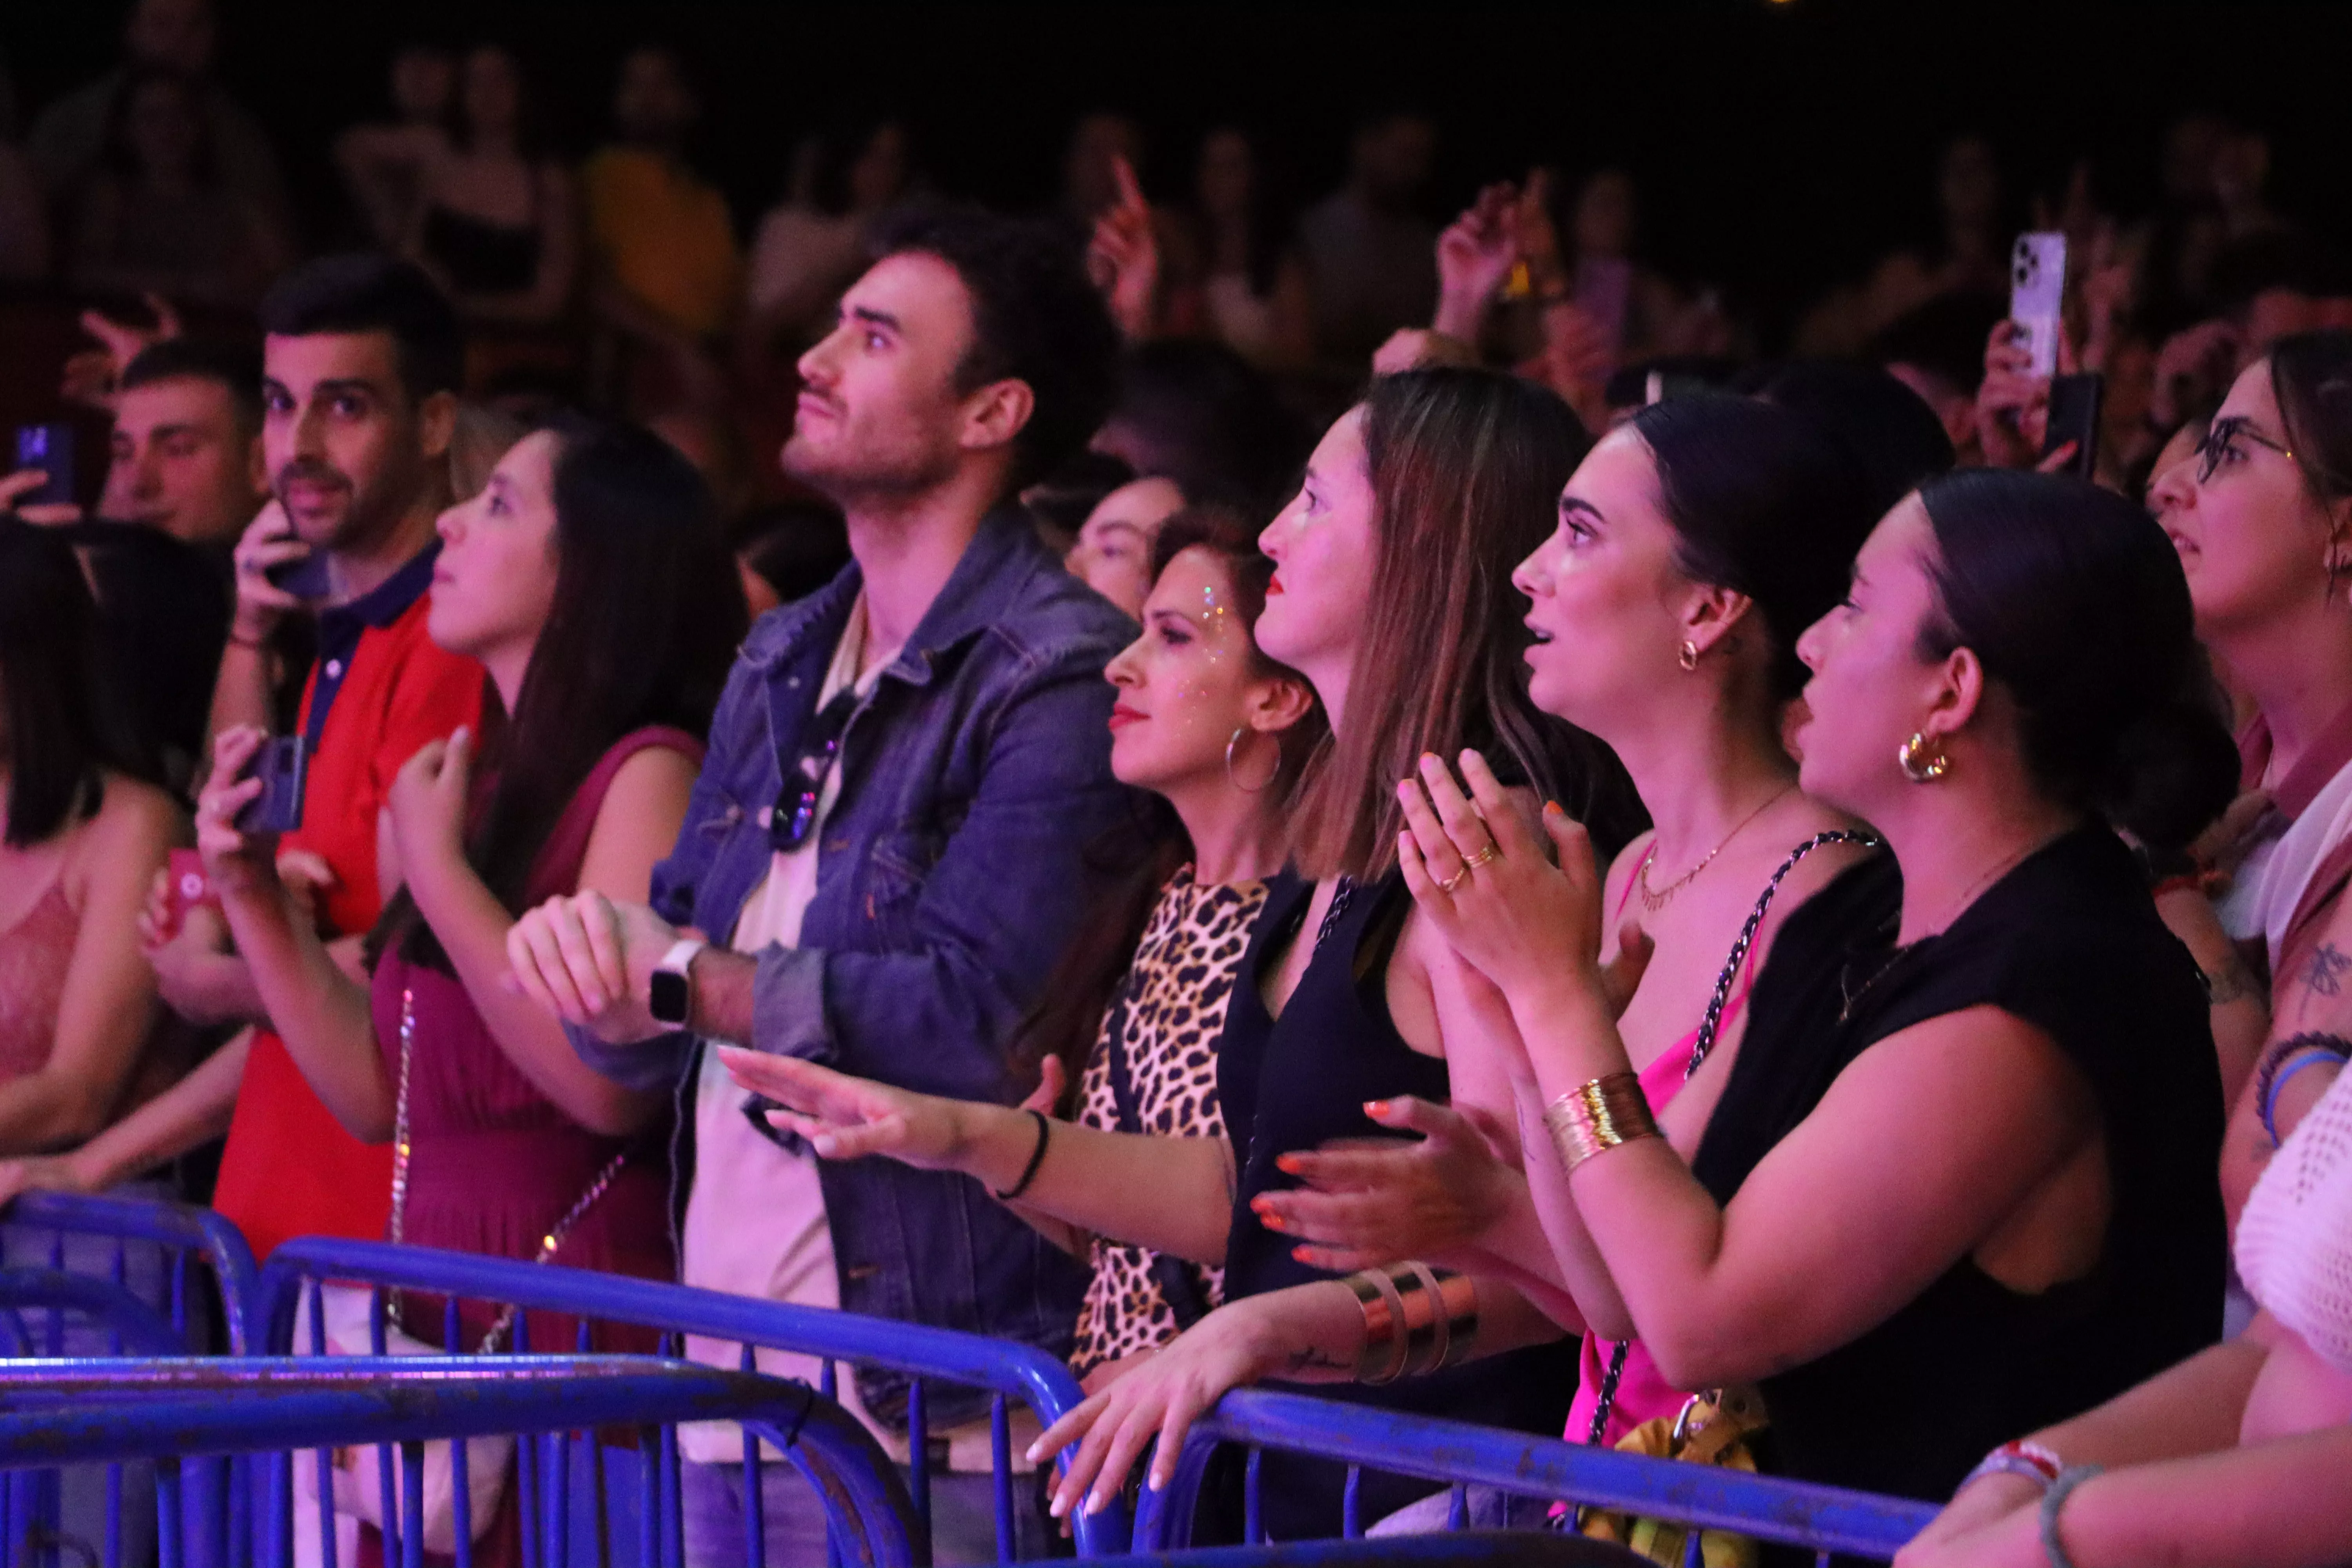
[
  {"x1": 1437, "y1": 866, "x2": 1469, "y2": 895},
  {"x1": 1463, "y1": 844, "x2": 1499, "y2": 870}
]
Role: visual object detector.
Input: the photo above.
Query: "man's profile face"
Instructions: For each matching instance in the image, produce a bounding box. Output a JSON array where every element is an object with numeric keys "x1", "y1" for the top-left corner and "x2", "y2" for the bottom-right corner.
[
  {"x1": 106, "y1": 376, "x2": 264, "y2": 546},
  {"x1": 261, "y1": 332, "x2": 431, "y2": 551},
  {"x1": 784, "y1": 252, "x2": 984, "y2": 499}
]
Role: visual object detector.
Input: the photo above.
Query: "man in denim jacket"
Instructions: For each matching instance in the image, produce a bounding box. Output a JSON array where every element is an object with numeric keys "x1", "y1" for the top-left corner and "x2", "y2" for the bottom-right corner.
[{"x1": 511, "y1": 205, "x2": 1135, "y2": 1560}]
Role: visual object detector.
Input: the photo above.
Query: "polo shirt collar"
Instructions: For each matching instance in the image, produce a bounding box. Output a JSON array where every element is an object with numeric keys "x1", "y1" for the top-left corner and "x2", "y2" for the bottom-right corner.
[{"x1": 318, "y1": 541, "x2": 441, "y2": 644}]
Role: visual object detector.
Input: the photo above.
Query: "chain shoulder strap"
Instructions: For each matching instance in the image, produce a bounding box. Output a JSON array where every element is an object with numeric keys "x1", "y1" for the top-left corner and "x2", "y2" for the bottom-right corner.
[
  {"x1": 392, "y1": 987, "x2": 631, "y2": 1354},
  {"x1": 1584, "y1": 829, "x2": 1881, "y2": 1446}
]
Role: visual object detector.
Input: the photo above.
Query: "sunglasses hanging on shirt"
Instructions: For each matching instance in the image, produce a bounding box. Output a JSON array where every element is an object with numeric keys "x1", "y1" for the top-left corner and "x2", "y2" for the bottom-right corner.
[{"x1": 770, "y1": 686, "x2": 862, "y2": 853}]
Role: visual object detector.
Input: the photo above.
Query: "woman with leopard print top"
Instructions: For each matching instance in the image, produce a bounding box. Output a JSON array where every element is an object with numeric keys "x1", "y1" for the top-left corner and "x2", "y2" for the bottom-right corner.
[{"x1": 1006, "y1": 507, "x2": 1321, "y2": 1387}]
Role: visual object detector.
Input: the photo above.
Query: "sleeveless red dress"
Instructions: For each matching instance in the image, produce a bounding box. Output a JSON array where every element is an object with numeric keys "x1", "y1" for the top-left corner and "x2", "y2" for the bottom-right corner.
[{"x1": 359, "y1": 728, "x2": 694, "y2": 1566}]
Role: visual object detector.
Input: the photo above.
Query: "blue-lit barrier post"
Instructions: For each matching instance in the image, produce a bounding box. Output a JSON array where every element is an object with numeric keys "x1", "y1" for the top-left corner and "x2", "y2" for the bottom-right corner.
[
  {"x1": 0, "y1": 1358, "x2": 917, "y2": 1568},
  {"x1": 0, "y1": 1189, "x2": 263, "y2": 1568},
  {"x1": 1129, "y1": 1389, "x2": 1937, "y2": 1566},
  {"x1": 257, "y1": 1237, "x2": 1131, "y2": 1560},
  {"x1": 0, "y1": 1192, "x2": 261, "y2": 1354},
  {"x1": 0, "y1": 1270, "x2": 205, "y2": 1568}
]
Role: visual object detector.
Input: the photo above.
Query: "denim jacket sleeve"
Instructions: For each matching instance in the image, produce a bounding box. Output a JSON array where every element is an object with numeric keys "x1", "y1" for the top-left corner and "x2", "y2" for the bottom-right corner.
[{"x1": 745, "y1": 649, "x2": 1127, "y2": 1100}]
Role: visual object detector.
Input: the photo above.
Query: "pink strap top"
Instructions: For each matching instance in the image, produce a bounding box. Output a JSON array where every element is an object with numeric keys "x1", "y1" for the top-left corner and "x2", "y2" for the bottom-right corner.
[
  {"x1": 0, "y1": 879, "x2": 77, "y2": 1083},
  {"x1": 1562, "y1": 861, "x2": 1763, "y2": 1447}
]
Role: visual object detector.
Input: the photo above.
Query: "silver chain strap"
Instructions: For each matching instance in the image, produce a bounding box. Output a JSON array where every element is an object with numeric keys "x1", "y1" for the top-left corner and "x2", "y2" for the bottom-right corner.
[
  {"x1": 393, "y1": 987, "x2": 629, "y2": 1354},
  {"x1": 1583, "y1": 829, "x2": 1881, "y2": 1446}
]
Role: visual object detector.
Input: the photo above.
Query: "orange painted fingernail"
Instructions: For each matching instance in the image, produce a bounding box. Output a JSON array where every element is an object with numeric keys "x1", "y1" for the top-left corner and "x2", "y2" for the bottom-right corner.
[
  {"x1": 1274, "y1": 1153, "x2": 1302, "y2": 1173},
  {"x1": 1365, "y1": 1100, "x2": 1390, "y2": 1117}
]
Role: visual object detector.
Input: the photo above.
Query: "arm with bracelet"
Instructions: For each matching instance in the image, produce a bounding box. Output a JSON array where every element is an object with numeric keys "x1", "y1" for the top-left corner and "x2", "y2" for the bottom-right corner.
[
  {"x1": 2221, "y1": 875, "x2": 2352, "y2": 1224},
  {"x1": 1024, "y1": 1262, "x2": 1561, "y2": 1522}
]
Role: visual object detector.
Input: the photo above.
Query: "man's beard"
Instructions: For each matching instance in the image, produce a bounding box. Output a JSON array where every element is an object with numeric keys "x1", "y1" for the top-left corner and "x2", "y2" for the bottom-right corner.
[{"x1": 780, "y1": 420, "x2": 959, "y2": 503}]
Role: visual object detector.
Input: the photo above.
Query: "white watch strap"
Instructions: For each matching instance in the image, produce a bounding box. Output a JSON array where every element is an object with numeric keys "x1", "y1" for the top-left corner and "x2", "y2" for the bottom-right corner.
[{"x1": 657, "y1": 936, "x2": 708, "y2": 977}]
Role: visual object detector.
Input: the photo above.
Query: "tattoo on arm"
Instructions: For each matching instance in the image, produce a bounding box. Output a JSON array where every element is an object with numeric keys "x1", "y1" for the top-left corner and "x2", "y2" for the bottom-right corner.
[
  {"x1": 2202, "y1": 956, "x2": 2261, "y2": 1006},
  {"x1": 1284, "y1": 1346, "x2": 1347, "y2": 1374},
  {"x1": 2303, "y1": 944, "x2": 2351, "y2": 998}
]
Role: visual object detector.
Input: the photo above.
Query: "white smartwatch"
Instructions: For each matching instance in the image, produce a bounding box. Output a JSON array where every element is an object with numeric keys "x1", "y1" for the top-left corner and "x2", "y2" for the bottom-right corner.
[{"x1": 648, "y1": 937, "x2": 709, "y2": 1029}]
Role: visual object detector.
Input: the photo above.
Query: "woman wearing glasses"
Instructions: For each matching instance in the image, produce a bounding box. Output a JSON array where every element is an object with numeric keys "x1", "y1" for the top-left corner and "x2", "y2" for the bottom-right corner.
[{"x1": 2146, "y1": 331, "x2": 2352, "y2": 1224}]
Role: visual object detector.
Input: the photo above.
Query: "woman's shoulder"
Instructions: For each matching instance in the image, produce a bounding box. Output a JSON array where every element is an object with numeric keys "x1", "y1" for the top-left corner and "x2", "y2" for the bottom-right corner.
[{"x1": 66, "y1": 773, "x2": 183, "y2": 884}]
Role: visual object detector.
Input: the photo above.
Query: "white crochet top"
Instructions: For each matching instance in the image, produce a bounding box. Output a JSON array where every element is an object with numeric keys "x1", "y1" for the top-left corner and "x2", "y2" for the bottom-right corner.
[{"x1": 2236, "y1": 1062, "x2": 2352, "y2": 1374}]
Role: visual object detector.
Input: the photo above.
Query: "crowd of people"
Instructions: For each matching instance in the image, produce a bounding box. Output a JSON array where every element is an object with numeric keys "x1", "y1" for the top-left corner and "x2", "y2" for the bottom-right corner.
[{"x1": 4, "y1": 3, "x2": 2352, "y2": 1566}]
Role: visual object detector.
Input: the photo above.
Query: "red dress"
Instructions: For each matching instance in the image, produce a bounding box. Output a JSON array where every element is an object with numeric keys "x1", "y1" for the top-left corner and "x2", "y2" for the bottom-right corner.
[{"x1": 358, "y1": 728, "x2": 693, "y2": 1566}]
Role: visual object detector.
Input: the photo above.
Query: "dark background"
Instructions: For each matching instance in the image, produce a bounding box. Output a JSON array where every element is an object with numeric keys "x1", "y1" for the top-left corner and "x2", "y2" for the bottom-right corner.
[{"x1": 6, "y1": 0, "x2": 2350, "y2": 345}]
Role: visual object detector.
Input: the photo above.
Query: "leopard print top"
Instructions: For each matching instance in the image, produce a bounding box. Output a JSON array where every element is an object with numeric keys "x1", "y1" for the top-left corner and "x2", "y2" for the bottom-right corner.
[{"x1": 1069, "y1": 867, "x2": 1267, "y2": 1378}]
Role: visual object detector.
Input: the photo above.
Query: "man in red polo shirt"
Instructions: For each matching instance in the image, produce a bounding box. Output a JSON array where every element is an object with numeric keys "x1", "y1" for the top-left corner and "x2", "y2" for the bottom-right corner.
[{"x1": 170, "y1": 257, "x2": 482, "y2": 1259}]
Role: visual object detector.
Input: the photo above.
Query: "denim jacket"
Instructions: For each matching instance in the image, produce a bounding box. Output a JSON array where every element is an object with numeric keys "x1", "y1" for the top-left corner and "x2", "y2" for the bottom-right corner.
[{"x1": 572, "y1": 506, "x2": 1137, "y2": 1429}]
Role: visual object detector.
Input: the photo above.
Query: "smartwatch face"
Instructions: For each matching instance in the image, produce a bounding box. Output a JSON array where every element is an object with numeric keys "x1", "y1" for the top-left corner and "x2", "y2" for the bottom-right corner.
[{"x1": 649, "y1": 967, "x2": 691, "y2": 1027}]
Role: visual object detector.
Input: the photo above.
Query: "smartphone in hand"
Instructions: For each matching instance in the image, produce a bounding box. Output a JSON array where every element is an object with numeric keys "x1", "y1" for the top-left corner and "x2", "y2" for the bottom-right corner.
[
  {"x1": 233, "y1": 736, "x2": 309, "y2": 835},
  {"x1": 2044, "y1": 373, "x2": 2104, "y2": 478},
  {"x1": 11, "y1": 423, "x2": 76, "y2": 508},
  {"x1": 2009, "y1": 232, "x2": 2068, "y2": 379},
  {"x1": 264, "y1": 549, "x2": 334, "y2": 602}
]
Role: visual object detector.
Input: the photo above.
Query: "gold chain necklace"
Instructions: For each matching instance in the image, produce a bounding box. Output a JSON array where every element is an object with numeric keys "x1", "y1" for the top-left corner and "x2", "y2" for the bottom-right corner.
[
  {"x1": 1837, "y1": 838, "x2": 2046, "y2": 1023},
  {"x1": 1636, "y1": 785, "x2": 1797, "y2": 914}
]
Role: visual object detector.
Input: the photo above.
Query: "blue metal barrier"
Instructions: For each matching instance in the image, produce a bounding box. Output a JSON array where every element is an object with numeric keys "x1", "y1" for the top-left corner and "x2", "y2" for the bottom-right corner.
[
  {"x1": 0, "y1": 1192, "x2": 262, "y2": 1568},
  {"x1": 1085, "y1": 1534, "x2": 1644, "y2": 1565},
  {"x1": 0, "y1": 1357, "x2": 920, "y2": 1568},
  {"x1": 1129, "y1": 1389, "x2": 1936, "y2": 1565},
  {"x1": 0, "y1": 1191, "x2": 261, "y2": 1353},
  {"x1": 257, "y1": 1236, "x2": 1130, "y2": 1559}
]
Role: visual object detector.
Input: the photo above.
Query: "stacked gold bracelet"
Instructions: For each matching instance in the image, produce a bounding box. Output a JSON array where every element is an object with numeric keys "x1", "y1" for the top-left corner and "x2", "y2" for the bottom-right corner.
[
  {"x1": 1345, "y1": 1262, "x2": 1479, "y2": 1385},
  {"x1": 1542, "y1": 1073, "x2": 1662, "y2": 1172}
]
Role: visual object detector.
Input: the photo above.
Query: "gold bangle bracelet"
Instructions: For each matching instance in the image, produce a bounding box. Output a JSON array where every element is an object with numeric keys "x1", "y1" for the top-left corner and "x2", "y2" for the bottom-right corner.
[
  {"x1": 1542, "y1": 1073, "x2": 1662, "y2": 1173},
  {"x1": 1394, "y1": 1261, "x2": 1448, "y2": 1377},
  {"x1": 1434, "y1": 1270, "x2": 1479, "y2": 1369},
  {"x1": 1345, "y1": 1268, "x2": 1411, "y2": 1384}
]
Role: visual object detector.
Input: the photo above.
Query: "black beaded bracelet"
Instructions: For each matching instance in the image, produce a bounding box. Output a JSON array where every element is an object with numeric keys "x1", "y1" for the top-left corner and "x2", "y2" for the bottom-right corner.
[{"x1": 992, "y1": 1109, "x2": 1052, "y2": 1201}]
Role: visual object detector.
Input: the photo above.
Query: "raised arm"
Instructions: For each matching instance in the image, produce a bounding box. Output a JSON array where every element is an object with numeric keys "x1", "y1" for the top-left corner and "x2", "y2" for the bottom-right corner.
[
  {"x1": 202, "y1": 728, "x2": 391, "y2": 1142},
  {"x1": 390, "y1": 728, "x2": 674, "y2": 1138}
]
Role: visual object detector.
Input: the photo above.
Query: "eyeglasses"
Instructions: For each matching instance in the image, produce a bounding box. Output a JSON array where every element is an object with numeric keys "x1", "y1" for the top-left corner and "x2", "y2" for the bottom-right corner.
[
  {"x1": 2195, "y1": 415, "x2": 2297, "y2": 487},
  {"x1": 769, "y1": 686, "x2": 860, "y2": 853}
]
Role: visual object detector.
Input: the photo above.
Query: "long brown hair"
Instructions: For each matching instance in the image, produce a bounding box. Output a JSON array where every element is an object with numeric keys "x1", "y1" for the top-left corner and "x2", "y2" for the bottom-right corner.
[
  {"x1": 1289, "y1": 368, "x2": 1641, "y2": 882},
  {"x1": 374, "y1": 416, "x2": 747, "y2": 972},
  {"x1": 1014, "y1": 505, "x2": 1327, "y2": 1103}
]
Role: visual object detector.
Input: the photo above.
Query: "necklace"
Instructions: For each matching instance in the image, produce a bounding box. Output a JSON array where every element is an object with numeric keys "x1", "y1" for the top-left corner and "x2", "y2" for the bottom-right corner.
[
  {"x1": 1836, "y1": 838, "x2": 2045, "y2": 1023},
  {"x1": 1636, "y1": 785, "x2": 1796, "y2": 914}
]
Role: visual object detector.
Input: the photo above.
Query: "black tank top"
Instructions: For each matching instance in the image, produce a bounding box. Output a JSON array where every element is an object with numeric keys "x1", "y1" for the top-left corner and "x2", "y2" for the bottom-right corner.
[
  {"x1": 1690, "y1": 828, "x2": 2225, "y2": 1507},
  {"x1": 1218, "y1": 870, "x2": 1579, "y2": 1538}
]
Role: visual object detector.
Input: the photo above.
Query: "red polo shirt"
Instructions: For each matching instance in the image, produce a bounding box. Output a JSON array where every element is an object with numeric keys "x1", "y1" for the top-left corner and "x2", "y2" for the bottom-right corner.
[{"x1": 211, "y1": 545, "x2": 485, "y2": 1260}]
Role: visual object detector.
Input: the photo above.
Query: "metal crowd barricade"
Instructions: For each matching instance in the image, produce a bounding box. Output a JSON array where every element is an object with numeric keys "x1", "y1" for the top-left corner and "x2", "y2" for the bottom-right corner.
[
  {"x1": 1129, "y1": 1388, "x2": 1936, "y2": 1566},
  {"x1": 1085, "y1": 1535, "x2": 1651, "y2": 1566},
  {"x1": 0, "y1": 1194, "x2": 262, "y2": 1568},
  {"x1": 256, "y1": 1236, "x2": 1132, "y2": 1560},
  {"x1": 0, "y1": 1357, "x2": 919, "y2": 1568},
  {"x1": 0, "y1": 1191, "x2": 261, "y2": 1354}
]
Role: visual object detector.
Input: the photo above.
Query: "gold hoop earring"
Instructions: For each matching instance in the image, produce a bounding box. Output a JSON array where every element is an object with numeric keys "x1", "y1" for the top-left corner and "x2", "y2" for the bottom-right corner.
[
  {"x1": 1226, "y1": 727, "x2": 1279, "y2": 794},
  {"x1": 1898, "y1": 731, "x2": 1950, "y2": 783},
  {"x1": 1678, "y1": 639, "x2": 1700, "y2": 672}
]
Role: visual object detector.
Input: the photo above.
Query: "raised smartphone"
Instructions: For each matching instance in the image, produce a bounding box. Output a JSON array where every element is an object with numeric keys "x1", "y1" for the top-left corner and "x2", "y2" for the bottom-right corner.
[{"x1": 2009, "y1": 232, "x2": 2068, "y2": 379}]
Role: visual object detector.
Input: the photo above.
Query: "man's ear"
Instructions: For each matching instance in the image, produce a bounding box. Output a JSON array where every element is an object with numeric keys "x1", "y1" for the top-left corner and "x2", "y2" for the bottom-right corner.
[
  {"x1": 959, "y1": 378, "x2": 1035, "y2": 459},
  {"x1": 417, "y1": 390, "x2": 459, "y2": 464}
]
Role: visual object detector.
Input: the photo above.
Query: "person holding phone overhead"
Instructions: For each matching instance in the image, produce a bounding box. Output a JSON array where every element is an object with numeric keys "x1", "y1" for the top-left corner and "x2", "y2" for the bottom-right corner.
[{"x1": 15, "y1": 256, "x2": 488, "y2": 1260}]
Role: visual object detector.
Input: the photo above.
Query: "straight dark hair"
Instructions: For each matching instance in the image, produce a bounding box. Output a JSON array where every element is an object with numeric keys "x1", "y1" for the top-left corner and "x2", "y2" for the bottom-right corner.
[
  {"x1": 1013, "y1": 506, "x2": 1326, "y2": 1107},
  {"x1": 379, "y1": 417, "x2": 746, "y2": 969},
  {"x1": 0, "y1": 520, "x2": 153, "y2": 846},
  {"x1": 1628, "y1": 393, "x2": 1883, "y2": 701},
  {"x1": 258, "y1": 254, "x2": 464, "y2": 404},
  {"x1": 1916, "y1": 469, "x2": 2237, "y2": 851},
  {"x1": 1290, "y1": 368, "x2": 1642, "y2": 882}
]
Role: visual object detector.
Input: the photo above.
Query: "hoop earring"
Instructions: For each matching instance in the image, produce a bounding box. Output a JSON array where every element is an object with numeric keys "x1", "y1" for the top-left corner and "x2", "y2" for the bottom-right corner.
[
  {"x1": 1226, "y1": 727, "x2": 1279, "y2": 794},
  {"x1": 1898, "y1": 731, "x2": 1950, "y2": 783},
  {"x1": 1678, "y1": 639, "x2": 1700, "y2": 672}
]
